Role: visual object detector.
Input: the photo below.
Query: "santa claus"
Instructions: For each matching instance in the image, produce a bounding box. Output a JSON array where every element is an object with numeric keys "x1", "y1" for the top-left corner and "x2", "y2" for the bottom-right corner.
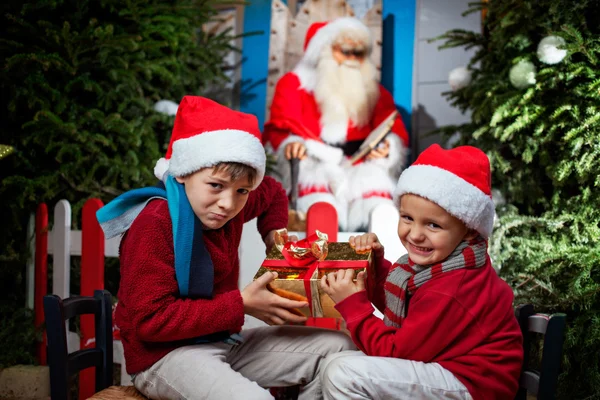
[{"x1": 263, "y1": 17, "x2": 409, "y2": 231}]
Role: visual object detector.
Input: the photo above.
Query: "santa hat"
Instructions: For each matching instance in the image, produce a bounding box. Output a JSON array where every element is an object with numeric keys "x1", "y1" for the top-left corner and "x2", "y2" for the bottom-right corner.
[
  {"x1": 154, "y1": 96, "x2": 266, "y2": 188},
  {"x1": 301, "y1": 17, "x2": 372, "y2": 67},
  {"x1": 394, "y1": 144, "x2": 495, "y2": 238}
]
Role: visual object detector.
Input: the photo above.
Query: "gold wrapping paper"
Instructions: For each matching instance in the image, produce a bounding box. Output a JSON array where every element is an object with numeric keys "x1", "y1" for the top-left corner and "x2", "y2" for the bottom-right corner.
[{"x1": 255, "y1": 242, "x2": 372, "y2": 318}]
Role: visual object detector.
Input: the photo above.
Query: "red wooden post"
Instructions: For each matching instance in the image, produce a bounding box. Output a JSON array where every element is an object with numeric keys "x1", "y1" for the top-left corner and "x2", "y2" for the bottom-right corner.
[
  {"x1": 79, "y1": 198, "x2": 105, "y2": 400},
  {"x1": 306, "y1": 202, "x2": 338, "y2": 242},
  {"x1": 34, "y1": 203, "x2": 49, "y2": 365},
  {"x1": 305, "y1": 202, "x2": 340, "y2": 329}
]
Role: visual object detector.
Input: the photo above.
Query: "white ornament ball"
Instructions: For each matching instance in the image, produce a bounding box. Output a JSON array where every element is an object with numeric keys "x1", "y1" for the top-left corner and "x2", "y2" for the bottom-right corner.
[
  {"x1": 153, "y1": 99, "x2": 179, "y2": 116},
  {"x1": 448, "y1": 67, "x2": 472, "y2": 91},
  {"x1": 509, "y1": 60, "x2": 536, "y2": 89},
  {"x1": 537, "y1": 35, "x2": 567, "y2": 64}
]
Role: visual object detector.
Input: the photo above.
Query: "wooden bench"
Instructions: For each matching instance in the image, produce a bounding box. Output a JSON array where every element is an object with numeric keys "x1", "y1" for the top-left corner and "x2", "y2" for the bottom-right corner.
[{"x1": 88, "y1": 385, "x2": 148, "y2": 399}]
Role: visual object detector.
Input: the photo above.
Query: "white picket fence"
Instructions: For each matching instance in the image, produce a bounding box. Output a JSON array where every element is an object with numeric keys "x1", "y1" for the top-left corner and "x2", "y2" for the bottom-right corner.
[{"x1": 27, "y1": 199, "x2": 406, "y2": 384}]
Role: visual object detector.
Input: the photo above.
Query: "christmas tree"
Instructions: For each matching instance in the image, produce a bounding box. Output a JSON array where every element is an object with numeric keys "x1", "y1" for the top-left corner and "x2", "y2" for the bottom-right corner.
[
  {"x1": 435, "y1": 1, "x2": 600, "y2": 398},
  {"x1": 0, "y1": 0, "x2": 238, "y2": 366}
]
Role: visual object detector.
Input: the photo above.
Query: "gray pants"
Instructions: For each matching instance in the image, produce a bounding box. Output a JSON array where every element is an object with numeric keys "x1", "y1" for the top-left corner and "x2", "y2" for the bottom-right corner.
[
  {"x1": 320, "y1": 350, "x2": 473, "y2": 400},
  {"x1": 133, "y1": 326, "x2": 356, "y2": 400}
]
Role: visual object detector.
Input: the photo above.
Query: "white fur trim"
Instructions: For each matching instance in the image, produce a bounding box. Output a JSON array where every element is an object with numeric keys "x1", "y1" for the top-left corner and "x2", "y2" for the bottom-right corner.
[
  {"x1": 270, "y1": 134, "x2": 305, "y2": 193},
  {"x1": 293, "y1": 66, "x2": 317, "y2": 93},
  {"x1": 304, "y1": 140, "x2": 344, "y2": 164},
  {"x1": 348, "y1": 196, "x2": 394, "y2": 232},
  {"x1": 368, "y1": 133, "x2": 407, "y2": 179},
  {"x1": 302, "y1": 18, "x2": 372, "y2": 68},
  {"x1": 167, "y1": 129, "x2": 266, "y2": 189},
  {"x1": 297, "y1": 157, "x2": 340, "y2": 188},
  {"x1": 319, "y1": 120, "x2": 349, "y2": 144},
  {"x1": 276, "y1": 134, "x2": 305, "y2": 155},
  {"x1": 394, "y1": 165, "x2": 495, "y2": 237},
  {"x1": 297, "y1": 192, "x2": 347, "y2": 231},
  {"x1": 154, "y1": 157, "x2": 170, "y2": 181},
  {"x1": 344, "y1": 161, "x2": 395, "y2": 202}
]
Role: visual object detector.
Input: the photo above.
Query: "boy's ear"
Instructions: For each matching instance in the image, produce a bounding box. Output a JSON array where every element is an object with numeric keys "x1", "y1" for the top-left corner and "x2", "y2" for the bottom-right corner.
[
  {"x1": 175, "y1": 176, "x2": 186, "y2": 184},
  {"x1": 464, "y1": 229, "x2": 479, "y2": 240}
]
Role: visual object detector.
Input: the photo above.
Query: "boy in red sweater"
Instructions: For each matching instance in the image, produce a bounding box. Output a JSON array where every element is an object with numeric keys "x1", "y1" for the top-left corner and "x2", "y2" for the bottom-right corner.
[
  {"x1": 97, "y1": 96, "x2": 355, "y2": 400},
  {"x1": 319, "y1": 144, "x2": 523, "y2": 400}
]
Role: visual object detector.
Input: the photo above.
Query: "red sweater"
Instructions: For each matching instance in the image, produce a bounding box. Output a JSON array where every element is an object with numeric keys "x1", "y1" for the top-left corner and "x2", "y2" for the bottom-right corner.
[
  {"x1": 336, "y1": 257, "x2": 523, "y2": 400},
  {"x1": 115, "y1": 176, "x2": 288, "y2": 374}
]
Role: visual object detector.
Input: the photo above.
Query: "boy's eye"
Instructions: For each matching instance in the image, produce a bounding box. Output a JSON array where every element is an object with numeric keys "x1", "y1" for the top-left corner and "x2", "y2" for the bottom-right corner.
[
  {"x1": 428, "y1": 222, "x2": 441, "y2": 229},
  {"x1": 209, "y1": 183, "x2": 222, "y2": 189},
  {"x1": 237, "y1": 188, "x2": 249, "y2": 195},
  {"x1": 401, "y1": 215, "x2": 413, "y2": 221}
]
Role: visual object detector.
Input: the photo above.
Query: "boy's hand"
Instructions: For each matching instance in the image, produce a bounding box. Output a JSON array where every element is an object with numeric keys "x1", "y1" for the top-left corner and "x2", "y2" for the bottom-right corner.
[
  {"x1": 242, "y1": 271, "x2": 308, "y2": 325},
  {"x1": 349, "y1": 233, "x2": 384, "y2": 260},
  {"x1": 320, "y1": 269, "x2": 366, "y2": 304},
  {"x1": 264, "y1": 230, "x2": 298, "y2": 255}
]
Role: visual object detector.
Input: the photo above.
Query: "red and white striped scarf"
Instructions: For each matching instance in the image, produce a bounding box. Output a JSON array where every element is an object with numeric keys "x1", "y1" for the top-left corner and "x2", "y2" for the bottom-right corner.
[{"x1": 383, "y1": 236, "x2": 488, "y2": 328}]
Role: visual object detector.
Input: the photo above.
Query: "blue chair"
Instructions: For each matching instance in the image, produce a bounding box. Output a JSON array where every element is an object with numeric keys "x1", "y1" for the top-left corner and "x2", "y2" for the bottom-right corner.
[
  {"x1": 515, "y1": 304, "x2": 567, "y2": 400},
  {"x1": 43, "y1": 290, "x2": 146, "y2": 399}
]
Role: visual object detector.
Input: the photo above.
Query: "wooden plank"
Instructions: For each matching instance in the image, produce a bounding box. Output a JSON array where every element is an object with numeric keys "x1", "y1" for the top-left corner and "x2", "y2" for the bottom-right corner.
[
  {"x1": 34, "y1": 203, "x2": 48, "y2": 366},
  {"x1": 363, "y1": 1, "x2": 383, "y2": 81},
  {"x1": 265, "y1": 0, "x2": 291, "y2": 119},
  {"x1": 52, "y1": 200, "x2": 71, "y2": 300},
  {"x1": 80, "y1": 198, "x2": 105, "y2": 400},
  {"x1": 48, "y1": 229, "x2": 120, "y2": 258},
  {"x1": 26, "y1": 213, "x2": 35, "y2": 309}
]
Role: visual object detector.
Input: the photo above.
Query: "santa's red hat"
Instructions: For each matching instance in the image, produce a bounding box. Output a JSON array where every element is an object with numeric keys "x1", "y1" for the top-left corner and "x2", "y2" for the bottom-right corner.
[
  {"x1": 394, "y1": 144, "x2": 495, "y2": 237},
  {"x1": 154, "y1": 96, "x2": 266, "y2": 188},
  {"x1": 301, "y1": 17, "x2": 372, "y2": 67}
]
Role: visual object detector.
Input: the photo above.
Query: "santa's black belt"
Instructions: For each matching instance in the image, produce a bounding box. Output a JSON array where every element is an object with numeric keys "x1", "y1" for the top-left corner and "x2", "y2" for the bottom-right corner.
[{"x1": 329, "y1": 140, "x2": 363, "y2": 157}]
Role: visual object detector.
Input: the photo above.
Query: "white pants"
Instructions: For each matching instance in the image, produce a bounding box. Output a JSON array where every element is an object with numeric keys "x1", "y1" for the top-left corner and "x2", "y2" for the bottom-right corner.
[
  {"x1": 132, "y1": 326, "x2": 356, "y2": 400},
  {"x1": 320, "y1": 351, "x2": 473, "y2": 400}
]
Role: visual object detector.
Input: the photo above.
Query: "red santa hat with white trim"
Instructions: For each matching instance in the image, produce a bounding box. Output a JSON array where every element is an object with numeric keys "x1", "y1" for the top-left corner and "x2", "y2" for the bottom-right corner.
[
  {"x1": 154, "y1": 96, "x2": 266, "y2": 188},
  {"x1": 394, "y1": 144, "x2": 495, "y2": 238},
  {"x1": 301, "y1": 17, "x2": 373, "y2": 67}
]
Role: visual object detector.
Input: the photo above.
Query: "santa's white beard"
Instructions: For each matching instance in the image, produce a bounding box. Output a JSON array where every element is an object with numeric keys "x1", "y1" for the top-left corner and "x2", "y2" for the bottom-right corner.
[{"x1": 314, "y1": 54, "x2": 379, "y2": 141}]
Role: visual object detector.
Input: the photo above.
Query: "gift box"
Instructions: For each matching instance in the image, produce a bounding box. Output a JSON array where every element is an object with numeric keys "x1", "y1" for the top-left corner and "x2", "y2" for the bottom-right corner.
[{"x1": 254, "y1": 230, "x2": 372, "y2": 318}]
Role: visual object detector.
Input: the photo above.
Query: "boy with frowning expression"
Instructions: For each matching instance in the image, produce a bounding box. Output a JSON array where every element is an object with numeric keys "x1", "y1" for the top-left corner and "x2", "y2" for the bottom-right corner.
[{"x1": 97, "y1": 96, "x2": 355, "y2": 400}]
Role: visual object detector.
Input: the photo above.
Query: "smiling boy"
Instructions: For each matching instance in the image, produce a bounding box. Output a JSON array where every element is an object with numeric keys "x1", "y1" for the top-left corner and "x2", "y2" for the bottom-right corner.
[
  {"x1": 97, "y1": 96, "x2": 355, "y2": 400},
  {"x1": 319, "y1": 144, "x2": 523, "y2": 400}
]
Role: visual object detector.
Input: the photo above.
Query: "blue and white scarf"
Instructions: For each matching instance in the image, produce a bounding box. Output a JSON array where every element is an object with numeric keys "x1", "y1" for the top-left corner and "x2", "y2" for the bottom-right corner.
[{"x1": 96, "y1": 176, "x2": 214, "y2": 299}]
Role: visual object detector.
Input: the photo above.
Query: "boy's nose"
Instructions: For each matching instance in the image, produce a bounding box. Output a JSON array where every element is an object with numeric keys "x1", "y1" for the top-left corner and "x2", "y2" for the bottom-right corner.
[
  {"x1": 408, "y1": 226, "x2": 425, "y2": 242},
  {"x1": 218, "y1": 195, "x2": 234, "y2": 211}
]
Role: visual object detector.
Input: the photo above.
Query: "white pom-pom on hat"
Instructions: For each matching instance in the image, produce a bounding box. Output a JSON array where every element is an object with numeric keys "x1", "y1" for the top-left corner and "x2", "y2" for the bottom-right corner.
[
  {"x1": 448, "y1": 67, "x2": 472, "y2": 91},
  {"x1": 509, "y1": 60, "x2": 536, "y2": 89},
  {"x1": 537, "y1": 35, "x2": 567, "y2": 64}
]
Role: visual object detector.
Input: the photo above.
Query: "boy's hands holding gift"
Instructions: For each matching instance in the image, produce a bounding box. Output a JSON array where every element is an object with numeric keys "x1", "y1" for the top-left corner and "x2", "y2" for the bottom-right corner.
[
  {"x1": 242, "y1": 271, "x2": 308, "y2": 325},
  {"x1": 349, "y1": 233, "x2": 384, "y2": 260},
  {"x1": 264, "y1": 229, "x2": 299, "y2": 255},
  {"x1": 320, "y1": 269, "x2": 366, "y2": 304},
  {"x1": 321, "y1": 233, "x2": 383, "y2": 303}
]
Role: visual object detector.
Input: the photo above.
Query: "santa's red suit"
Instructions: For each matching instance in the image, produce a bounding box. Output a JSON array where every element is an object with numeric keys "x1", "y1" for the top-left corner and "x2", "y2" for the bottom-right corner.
[{"x1": 263, "y1": 18, "x2": 409, "y2": 231}]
